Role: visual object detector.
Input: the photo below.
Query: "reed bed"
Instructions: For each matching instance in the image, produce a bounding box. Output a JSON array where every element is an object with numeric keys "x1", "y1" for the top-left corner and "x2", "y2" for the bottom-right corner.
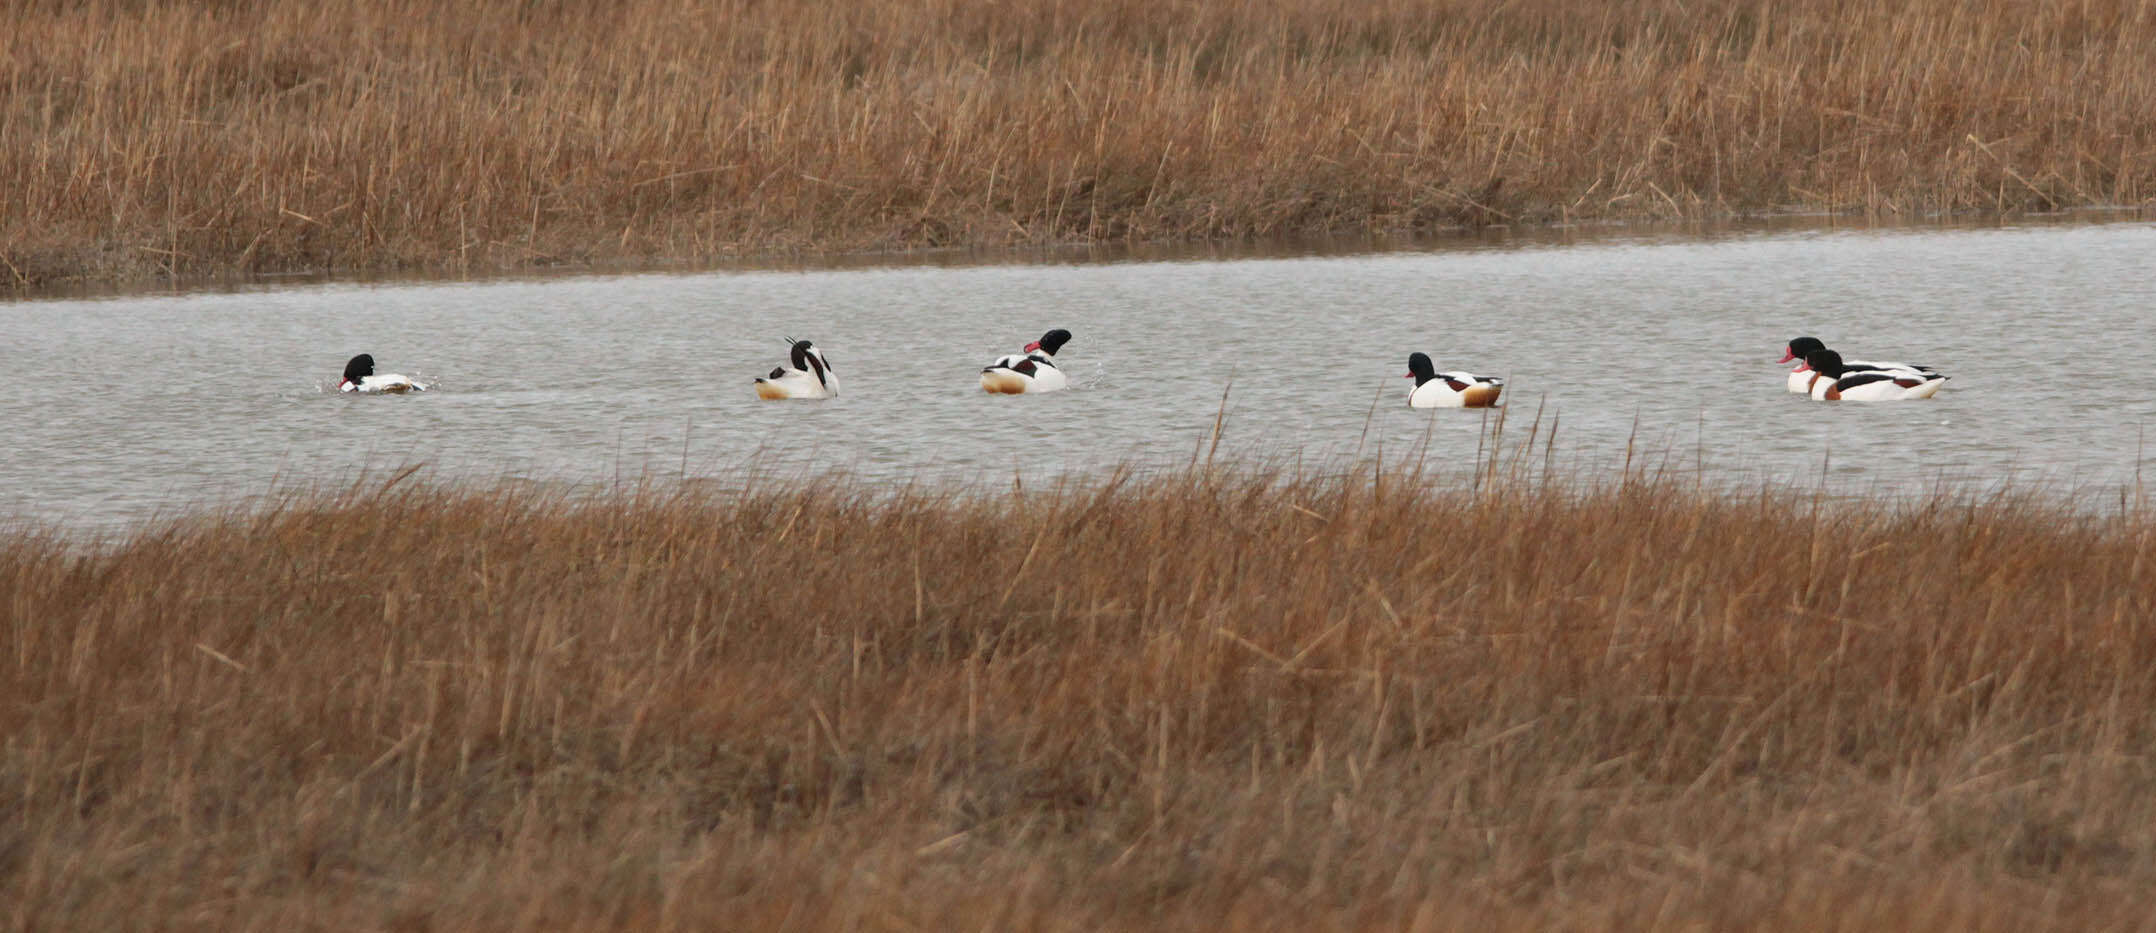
[
  {"x1": 5, "y1": 0, "x2": 2155, "y2": 286},
  {"x1": 5, "y1": 464, "x2": 2156, "y2": 929}
]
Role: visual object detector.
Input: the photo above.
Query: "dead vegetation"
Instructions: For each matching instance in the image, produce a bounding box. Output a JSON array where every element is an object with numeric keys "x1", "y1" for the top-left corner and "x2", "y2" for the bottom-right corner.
[
  {"x1": 5, "y1": 0, "x2": 2155, "y2": 286},
  {"x1": 5, "y1": 462, "x2": 2156, "y2": 928}
]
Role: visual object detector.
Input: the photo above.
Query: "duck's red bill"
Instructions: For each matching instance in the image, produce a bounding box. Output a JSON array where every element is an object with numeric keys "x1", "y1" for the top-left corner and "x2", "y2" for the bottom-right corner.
[{"x1": 1777, "y1": 348, "x2": 1796, "y2": 363}]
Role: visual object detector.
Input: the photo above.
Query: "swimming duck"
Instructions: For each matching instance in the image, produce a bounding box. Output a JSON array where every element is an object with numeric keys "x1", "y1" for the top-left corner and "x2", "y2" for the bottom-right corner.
[
  {"x1": 1804, "y1": 349, "x2": 1948, "y2": 401},
  {"x1": 338, "y1": 354, "x2": 428, "y2": 394},
  {"x1": 980, "y1": 328, "x2": 1072, "y2": 394},
  {"x1": 1781, "y1": 337, "x2": 1940, "y2": 393},
  {"x1": 753, "y1": 339, "x2": 839, "y2": 400},
  {"x1": 1405, "y1": 352, "x2": 1503, "y2": 408}
]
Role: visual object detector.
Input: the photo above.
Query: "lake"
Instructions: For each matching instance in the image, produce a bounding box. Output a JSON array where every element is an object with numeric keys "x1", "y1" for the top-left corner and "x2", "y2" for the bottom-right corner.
[{"x1": 5, "y1": 218, "x2": 2153, "y2": 532}]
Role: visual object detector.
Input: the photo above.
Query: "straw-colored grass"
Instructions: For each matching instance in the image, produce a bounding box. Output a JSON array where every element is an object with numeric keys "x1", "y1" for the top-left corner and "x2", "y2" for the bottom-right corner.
[
  {"x1": 6, "y1": 465, "x2": 2156, "y2": 928},
  {"x1": 4, "y1": 0, "x2": 2154, "y2": 286}
]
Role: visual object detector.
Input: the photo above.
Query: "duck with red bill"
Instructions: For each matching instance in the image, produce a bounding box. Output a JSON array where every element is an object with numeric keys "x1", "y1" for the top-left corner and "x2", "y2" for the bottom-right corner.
[
  {"x1": 1779, "y1": 336, "x2": 1941, "y2": 394},
  {"x1": 980, "y1": 328, "x2": 1073, "y2": 395}
]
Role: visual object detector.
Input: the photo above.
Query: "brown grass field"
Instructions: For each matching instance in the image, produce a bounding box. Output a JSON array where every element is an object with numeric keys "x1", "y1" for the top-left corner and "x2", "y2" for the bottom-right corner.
[
  {"x1": 6, "y1": 462, "x2": 2156, "y2": 929},
  {"x1": 5, "y1": 0, "x2": 2156, "y2": 286}
]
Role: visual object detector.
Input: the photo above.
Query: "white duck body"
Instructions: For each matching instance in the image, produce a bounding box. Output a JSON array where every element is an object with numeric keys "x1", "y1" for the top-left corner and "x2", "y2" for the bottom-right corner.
[
  {"x1": 754, "y1": 339, "x2": 839, "y2": 400},
  {"x1": 980, "y1": 328, "x2": 1072, "y2": 395},
  {"x1": 1803, "y1": 350, "x2": 1947, "y2": 401},
  {"x1": 1791, "y1": 359, "x2": 1941, "y2": 395},
  {"x1": 1811, "y1": 371, "x2": 1948, "y2": 401},
  {"x1": 339, "y1": 354, "x2": 428, "y2": 394},
  {"x1": 343, "y1": 374, "x2": 424, "y2": 394},
  {"x1": 979, "y1": 351, "x2": 1066, "y2": 394},
  {"x1": 1405, "y1": 352, "x2": 1503, "y2": 409}
]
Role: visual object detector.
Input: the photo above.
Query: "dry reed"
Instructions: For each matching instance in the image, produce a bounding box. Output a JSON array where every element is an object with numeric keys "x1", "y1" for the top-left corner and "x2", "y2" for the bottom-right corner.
[
  {"x1": 5, "y1": 463, "x2": 2156, "y2": 929},
  {"x1": 4, "y1": 0, "x2": 2155, "y2": 286}
]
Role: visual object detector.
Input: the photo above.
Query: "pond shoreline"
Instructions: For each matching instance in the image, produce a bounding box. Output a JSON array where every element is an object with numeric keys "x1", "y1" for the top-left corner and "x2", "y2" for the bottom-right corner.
[{"x1": 9, "y1": 206, "x2": 2148, "y2": 302}]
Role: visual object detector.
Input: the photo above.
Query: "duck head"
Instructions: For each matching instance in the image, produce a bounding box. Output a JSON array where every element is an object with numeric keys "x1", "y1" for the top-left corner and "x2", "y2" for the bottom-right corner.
[
  {"x1": 1803, "y1": 349, "x2": 1847, "y2": 378},
  {"x1": 788, "y1": 339, "x2": 834, "y2": 388},
  {"x1": 1025, "y1": 329, "x2": 1073, "y2": 356},
  {"x1": 1781, "y1": 336, "x2": 1825, "y2": 364},
  {"x1": 1404, "y1": 352, "x2": 1438, "y2": 385},
  {"x1": 343, "y1": 353, "x2": 375, "y2": 386}
]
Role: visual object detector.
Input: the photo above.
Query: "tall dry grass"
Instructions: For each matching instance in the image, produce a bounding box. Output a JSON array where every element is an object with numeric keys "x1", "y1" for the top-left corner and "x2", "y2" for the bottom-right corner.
[
  {"x1": 5, "y1": 464, "x2": 2156, "y2": 929},
  {"x1": 4, "y1": 0, "x2": 2154, "y2": 286}
]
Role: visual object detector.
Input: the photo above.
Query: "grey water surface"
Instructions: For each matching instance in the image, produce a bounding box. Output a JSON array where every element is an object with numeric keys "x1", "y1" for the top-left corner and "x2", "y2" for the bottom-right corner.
[{"x1": 5, "y1": 218, "x2": 2154, "y2": 533}]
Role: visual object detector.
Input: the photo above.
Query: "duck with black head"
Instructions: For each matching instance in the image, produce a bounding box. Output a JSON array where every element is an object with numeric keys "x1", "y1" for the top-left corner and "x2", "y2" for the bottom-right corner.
[
  {"x1": 980, "y1": 328, "x2": 1072, "y2": 394},
  {"x1": 1780, "y1": 336, "x2": 1940, "y2": 394},
  {"x1": 1803, "y1": 349, "x2": 1948, "y2": 401},
  {"x1": 1404, "y1": 352, "x2": 1503, "y2": 408},
  {"x1": 754, "y1": 338, "x2": 839, "y2": 400},
  {"x1": 338, "y1": 353, "x2": 428, "y2": 394}
]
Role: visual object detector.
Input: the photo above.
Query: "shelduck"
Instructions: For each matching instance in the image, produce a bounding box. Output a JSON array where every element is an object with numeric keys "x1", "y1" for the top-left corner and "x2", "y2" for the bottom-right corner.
[
  {"x1": 980, "y1": 328, "x2": 1072, "y2": 394},
  {"x1": 754, "y1": 339, "x2": 839, "y2": 400},
  {"x1": 1781, "y1": 337, "x2": 1940, "y2": 394},
  {"x1": 1803, "y1": 349, "x2": 1948, "y2": 401},
  {"x1": 1405, "y1": 352, "x2": 1503, "y2": 408},
  {"x1": 338, "y1": 354, "x2": 428, "y2": 394}
]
